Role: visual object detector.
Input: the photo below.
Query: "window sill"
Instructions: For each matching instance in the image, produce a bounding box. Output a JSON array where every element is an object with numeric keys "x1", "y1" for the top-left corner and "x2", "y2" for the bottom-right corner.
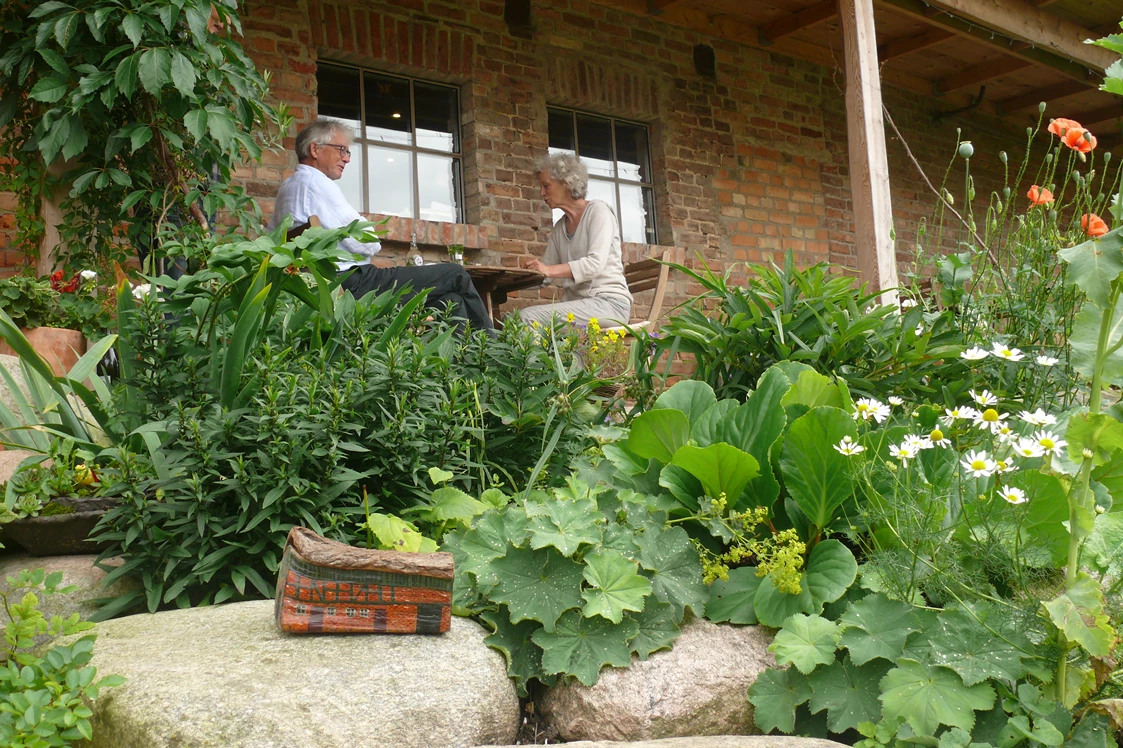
[{"x1": 363, "y1": 214, "x2": 489, "y2": 250}]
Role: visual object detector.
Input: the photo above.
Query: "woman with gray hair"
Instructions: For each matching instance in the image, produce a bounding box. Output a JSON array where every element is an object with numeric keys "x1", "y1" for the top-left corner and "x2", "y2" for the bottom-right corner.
[{"x1": 522, "y1": 153, "x2": 632, "y2": 327}]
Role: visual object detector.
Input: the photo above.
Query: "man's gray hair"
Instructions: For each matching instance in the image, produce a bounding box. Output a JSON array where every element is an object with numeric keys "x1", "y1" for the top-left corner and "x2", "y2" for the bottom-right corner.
[
  {"x1": 296, "y1": 118, "x2": 354, "y2": 159},
  {"x1": 536, "y1": 152, "x2": 589, "y2": 199}
]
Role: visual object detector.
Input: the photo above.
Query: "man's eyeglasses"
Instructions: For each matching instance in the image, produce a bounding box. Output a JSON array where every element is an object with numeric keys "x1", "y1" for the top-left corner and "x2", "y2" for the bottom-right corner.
[{"x1": 319, "y1": 143, "x2": 351, "y2": 158}]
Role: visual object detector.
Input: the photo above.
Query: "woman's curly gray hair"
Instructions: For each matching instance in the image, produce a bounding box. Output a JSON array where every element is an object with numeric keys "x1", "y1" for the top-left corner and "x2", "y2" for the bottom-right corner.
[
  {"x1": 296, "y1": 118, "x2": 354, "y2": 160},
  {"x1": 536, "y1": 152, "x2": 589, "y2": 199}
]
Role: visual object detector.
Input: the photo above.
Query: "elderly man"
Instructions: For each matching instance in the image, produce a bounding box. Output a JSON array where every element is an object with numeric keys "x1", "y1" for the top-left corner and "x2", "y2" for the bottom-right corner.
[{"x1": 270, "y1": 118, "x2": 493, "y2": 334}]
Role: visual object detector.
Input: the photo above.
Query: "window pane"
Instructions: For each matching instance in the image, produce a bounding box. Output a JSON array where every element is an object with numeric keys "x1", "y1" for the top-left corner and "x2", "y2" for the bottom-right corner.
[
  {"x1": 548, "y1": 109, "x2": 575, "y2": 152},
  {"x1": 576, "y1": 114, "x2": 614, "y2": 178},
  {"x1": 642, "y1": 187, "x2": 657, "y2": 244},
  {"x1": 417, "y1": 153, "x2": 459, "y2": 223},
  {"x1": 317, "y1": 64, "x2": 362, "y2": 126},
  {"x1": 364, "y1": 72, "x2": 412, "y2": 146},
  {"x1": 337, "y1": 144, "x2": 364, "y2": 212},
  {"x1": 615, "y1": 122, "x2": 650, "y2": 183},
  {"x1": 414, "y1": 82, "x2": 458, "y2": 153},
  {"x1": 586, "y1": 179, "x2": 618, "y2": 219},
  {"x1": 619, "y1": 183, "x2": 651, "y2": 244},
  {"x1": 367, "y1": 145, "x2": 414, "y2": 217}
]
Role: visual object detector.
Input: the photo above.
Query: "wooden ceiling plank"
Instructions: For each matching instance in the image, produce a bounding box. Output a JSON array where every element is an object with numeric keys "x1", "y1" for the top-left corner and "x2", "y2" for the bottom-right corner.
[
  {"x1": 998, "y1": 79, "x2": 1091, "y2": 114},
  {"x1": 646, "y1": 0, "x2": 687, "y2": 15},
  {"x1": 878, "y1": 27, "x2": 955, "y2": 60},
  {"x1": 934, "y1": 55, "x2": 1034, "y2": 94},
  {"x1": 875, "y1": 0, "x2": 1103, "y2": 86},
  {"x1": 1074, "y1": 104, "x2": 1123, "y2": 127},
  {"x1": 760, "y1": 0, "x2": 839, "y2": 42},
  {"x1": 915, "y1": 0, "x2": 1117, "y2": 72}
]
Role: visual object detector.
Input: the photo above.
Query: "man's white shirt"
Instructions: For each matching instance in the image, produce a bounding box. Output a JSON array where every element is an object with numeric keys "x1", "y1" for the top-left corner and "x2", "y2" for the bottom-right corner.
[{"x1": 269, "y1": 164, "x2": 381, "y2": 270}]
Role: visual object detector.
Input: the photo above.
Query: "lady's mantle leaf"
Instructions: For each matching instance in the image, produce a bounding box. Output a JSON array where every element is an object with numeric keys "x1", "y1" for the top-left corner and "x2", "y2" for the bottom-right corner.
[
  {"x1": 581, "y1": 549, "x2": 652, "y2": 623},
  {"x1": 532, "y1": 609, "x2": 639, "y2": 686},
  {"x1": 635, "y1": 525, "x2": 706, "y2": 618},
  {"x1": 528, "y1": 498, "x2": 601, "y2": 557},
  {"x1": 928, "y1": 610, "x2": 1028, "y2": 685},
  {"x1": 748, "y1": 667, "x2": 812, "y2": 734},
  {"x1": 705, "y1": 566, "x2": 761, "y2": 624},
  {"x1": 489, "y1": 546, "x2": 583, "y2": 632},
  {"x1": 626, "y1": 600, "x2": 680, "y2": 660},
  {"x1": 839, "y1": 593, "x2": 921, "y2": 664},
  {"x1": 808, "y1": 655, "x2": 890, "y2": 733},
  {"x1": 879, "y1": 659, "x2": 996, "y2": 736},
  {"x1": 769, "y1": 613, "x2": 841, "y2": 674},
  {"x1": 479, "y1": 606, "x2": 545, "y2": 697}
]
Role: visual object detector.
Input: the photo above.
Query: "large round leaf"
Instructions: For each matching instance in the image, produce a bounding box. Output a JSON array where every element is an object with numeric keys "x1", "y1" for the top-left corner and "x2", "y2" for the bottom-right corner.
[
  {"x1": 804, "y1": 539, "x2": 858, "y2": 610},
  {"x1": 625, "y1": 408, "x2": 691, "y2": 464},
  {"x1": 705, "y1": 566, "x2": 762, "y2": 624},
  {"x1": 780, "y1": 406, "x2": 858, "y2": 530},
  {"x1": 753, "y1": 574, "x2": 815, "y2": 627},
  {"x1": 671, "y1": 443, "x2": 759, "y2": 503},
  {"x1": 716, "y1": 365, "x2": 789, "y2": 509},
  {"x1": 653, "y1": 379, "x2": 716, "y2": 425},
  {"x1": 690, "y1": 399, "x2": 738, "y2": 446}
]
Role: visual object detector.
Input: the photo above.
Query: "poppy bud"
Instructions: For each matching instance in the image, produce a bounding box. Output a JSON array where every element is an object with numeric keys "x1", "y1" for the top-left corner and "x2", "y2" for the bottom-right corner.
[
  {"x1": 1031, "y1": 227, "x2": 1041, "y2": 240},
  {"x1": 1039, "y1": 102, "x2": 1047, "y2": 114},
  {"x1": 1105, "y1": 153, "x2": 1112, "y2": 165},
  {"x1": 1003, "y1": 187, "x2": 1011, "y2": 200},
  {"x1": 999, "y1": 151, "x2": 1007, "y2": 164},
  {"x1": 958, "y1": 142, "x2": 974, "y2": 159},
  {"x1": 1047, "y1": 210, "x2": 1057, "y2": 223},
  {"x1": 1045, "y1": 153, "x2": 1053, "y2": 164}
]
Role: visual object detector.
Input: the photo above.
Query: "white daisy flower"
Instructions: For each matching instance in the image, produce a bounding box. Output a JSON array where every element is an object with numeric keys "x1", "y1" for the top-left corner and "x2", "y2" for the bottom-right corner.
[
  {"x1": 1035, "y1": 355, "x2": 1059, "y2": 367},
  {"x1": 993, "y1": 457, "x2": 1017, "y2": 474},
  {"x1": 853, "y1": 398, "x2": 891, "y2": 423},
  {"x1": 999, "y1": 485, "x2": 1028, "y2": 505},
  {"x1": 888, "y1": 396, "x2": 904, "y2": 406},
  {"x1": 131, "y1": 283, "x2": 152, "y2": 300},
  {"x1": 833, "y1": 436, "x2": 865, "y2": 456},
  {"x1": 970, "y1": 389, "x2": 998, "y2": 406},
  {"x1": 900, "y1": 298, "x2": 918, "y2": 309},
  {"x1": 991, "y1": 343, "x2": 1024, "y2": 362},
  {"x1": 1018, "y1": 409, "x2": 1056, "y2": 427},
  {"x1": 961, "y1": 449, "x2": 996, "y2": 478},
  {"x1": 961, "y1": 346, "x2": 989, "y2": 361},
  {"x1": 902, "y1": 434, "x2": 934, "y2": 451},
  {"x1": 928, "y1": 427, "x2": 951, "y2": 447},
  {"x1": 993, "y1": 423, "x2": 1017, "y2": 442},
  {"x1": 974, "y1": 408, "x2": 1008, "y2": 432},
  {"x1": 942, "y1": 406, "x2": 981, "y2": 426},
  {"x1": 1012, "y1": 438, "x2": 1045, "y2": 458},
  {"x1": 889, "y1": 442, "x2": 920, "y2": 463},
  {"x1": 79, "y1": 270, "x2": 97, "y2": 280},
  {"x1": 1034, "y1": 431, "x2": 1066, "y2": 456}
]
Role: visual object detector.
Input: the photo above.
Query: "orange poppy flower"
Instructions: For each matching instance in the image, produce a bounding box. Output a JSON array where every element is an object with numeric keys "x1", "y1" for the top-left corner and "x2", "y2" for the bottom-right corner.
[
  {"x1": 1082, "y1": 213, "x2": 1109, "y2": 238},
  {"x1": 1026, "y1": 185, "x2": 1053, "y2": 206},
  {"x1": 1062, "y1": 127, "x2": 1096, "y2": 153},
  {"x1": 1048, "y1": 118, "x2": 1084, "y2": 137}
]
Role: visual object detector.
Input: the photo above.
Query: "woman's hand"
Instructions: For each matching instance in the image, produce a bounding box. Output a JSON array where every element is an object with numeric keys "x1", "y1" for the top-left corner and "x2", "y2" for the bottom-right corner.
[{"x1": 528, "y1": 258, "x2": 572, "y2": 279}]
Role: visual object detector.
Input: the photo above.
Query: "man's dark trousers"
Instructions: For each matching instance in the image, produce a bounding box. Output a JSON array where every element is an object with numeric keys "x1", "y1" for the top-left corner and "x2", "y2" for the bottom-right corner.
[{"x1": 340, "y1": 263, "x2": 494, "y2": 333}]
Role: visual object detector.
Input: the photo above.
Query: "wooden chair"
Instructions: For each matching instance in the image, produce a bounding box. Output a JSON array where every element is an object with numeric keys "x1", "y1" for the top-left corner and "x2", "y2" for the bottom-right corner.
[
  {"x1": 285, "y1": 214, "x2": 321, "y2": 241},
  {"x1": 601, "y1": 247, "x2": 682, "y2": 334}
]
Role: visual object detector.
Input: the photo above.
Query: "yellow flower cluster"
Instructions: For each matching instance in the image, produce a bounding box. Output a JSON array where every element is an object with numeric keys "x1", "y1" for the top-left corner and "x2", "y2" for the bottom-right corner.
[{"x1": 754, "y1": 529, "x2": 807, "y2": 594}]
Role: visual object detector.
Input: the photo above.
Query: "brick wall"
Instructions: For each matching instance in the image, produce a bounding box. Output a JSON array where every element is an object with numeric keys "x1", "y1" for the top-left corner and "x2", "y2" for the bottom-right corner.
[{"x1": 0, "y1": 0, "x2": 1055, "y2": 314}]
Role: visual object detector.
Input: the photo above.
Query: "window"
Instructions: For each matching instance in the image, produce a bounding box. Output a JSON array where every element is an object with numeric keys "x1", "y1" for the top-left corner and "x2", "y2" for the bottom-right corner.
[
  {"x1": 317, "y1": 63, "x2": 463, "y2": 223},
  {"x1": 547, "y1": 107, "x2": 657, "y2": 244}
]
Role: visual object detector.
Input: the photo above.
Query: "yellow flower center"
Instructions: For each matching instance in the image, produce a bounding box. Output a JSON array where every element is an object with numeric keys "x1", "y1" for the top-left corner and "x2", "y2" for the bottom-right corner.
[
  {"x1": 930, "y1": 429, "x2": 944, "y2": 441},
  {"x1": 970, "y1": 459, "x2": 987, "y2": 470},
  {"x1": 1040, "y1": 438, "x2": 1054, "y2": 449},
  {"x1": 982, "y1": 409, "x2": 999, "y2": 422}
]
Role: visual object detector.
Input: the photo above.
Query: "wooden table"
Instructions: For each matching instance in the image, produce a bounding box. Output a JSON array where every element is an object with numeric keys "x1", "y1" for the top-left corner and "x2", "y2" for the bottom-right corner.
[{"x1": 464, "y1": 265, "x2": 545, "y2": 321}]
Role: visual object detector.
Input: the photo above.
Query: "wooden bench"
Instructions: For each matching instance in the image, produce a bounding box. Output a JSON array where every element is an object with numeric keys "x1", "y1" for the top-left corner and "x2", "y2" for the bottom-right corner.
[{"x1": 601, "y1": 247, "x2": 683, "y2": 334}]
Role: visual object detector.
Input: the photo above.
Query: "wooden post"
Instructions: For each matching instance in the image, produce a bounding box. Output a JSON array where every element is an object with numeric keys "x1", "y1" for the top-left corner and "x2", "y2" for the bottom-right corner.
[{"x1": 839, "y1": 0, "x2": 898, "y2": 295}]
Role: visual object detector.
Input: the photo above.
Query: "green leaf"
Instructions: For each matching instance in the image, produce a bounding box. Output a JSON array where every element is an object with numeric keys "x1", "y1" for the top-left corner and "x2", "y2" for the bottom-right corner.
[
  {"x1": 1067, "y1": 712, "x2": 1115, "y2": 748},
  {"x1": 928, "y1": 610, "x2": 1027, "y2": 685},
  {"x1": 780, "y1": 407, "x2": 858, "y2": 530},
  {"x1": 581, "y1": 549, "x2": 652, "y2": 623},
  {"x1": 658, "y1": 463, "x2": 705, "y2": 511},
  {"x1": 626, "y1": 600, "x2": 681, "y2": 660},
  {"x1": 480, "y1": 607, "x2": 545, "y2": 697},
  {"x1": 753, "y1": 575, "x2": 814, "y2": 628},
  {"x1": 781, "y1": 369, "x2": 845, "y2": 409},
  {"x1": 839, "y1": 593, "x2": 920, "y2": 665},
  {"x1": 114, "y1": 53, "x2": 140, "y2": 99},
  {"x1": 1003, "y1": 470, "x2": 1071, "y2": 567},
  {"x1": 362, "y1": 513, "x2": 437, "y2": 553},
  {"x1": 205, "y1": 106, "x2": 238, "y2": 151},
  {"x1": 716, "y1": 365, "x2": 789, "y2": 508},
  {"x1": 748, "y1": 667, "x2": 812, "y2": 734},
  {"x1": 528, "y1": 498, "x2": 601, "y2": 557},
  {"x1": 452, "y1": 509, "x2": 527, "y2": 585},
  {"x1": 1086, "y1": 511, "x2": 1123, "y2": 577},
  {"x1": 625, "y1": 408, "x2": 691, "y2": 464},
  {"x1": 879, "y1": 659, "x2": 996, "y2": 736},
  {"x1": 670, "y1": 442, "x2": 759, "y2": 502},
  {"x1": 489, "y1": 545, "x2": 584, "y2": 632},
  {"x1": 1067, "y1": 412, "x2": 1123, "y2": 466},
  {"x1": 532, "y1": 609, "x2": 639, "y2": 686},
  {"x1": 1059, "y1": 232, "x2": 1123, "y2": 307},
  {"x1": 803, "y1": 539, "x2": 858, "y2": 610},
  {"x1": 634, "y1": 525, "x2": 706, "y2": 618},
  {"x1": 1042, "y1": 573, "x2": 1116, "y2": 657},
  {"x1": 122, "y1": 13, "x2": 145, "y2": 47},
  {"x1": 138, "y1": 47, "x2": 170, "y2": 95},
  {"x1": 1071, "y1": 302, "x2": 1123, "y2": 387},
  {"x1": 769, "y1": 614, "x2": 840, "y2": 674},
  {"x1": 169, "y1": 51, "x2": 197, "y2": 97},
  {"x1": 705, "y1": 566, "x2": 761, "y2": 624},
  {"x1": 184, "y1": 108, "x2": 208, "y2": 141},
  {"x1": 424, "y1": 487, "x2": 488, "y2": 523},
  {"x1": 808, "y1": 655, "x2": 891, "y2": 733},
  {"x1": 653, "y1": 379, "x2": 716, "y2": 425},
  {"x1": 128, "y1": 123, "x2": 152, "y2": 153},
  {"x1": 428, "y1": 467, "x2": 454, "y2": 484},
  {"x1": 29, "y1": 75, "x2": 70, "y2": 103},
  {"x1": 690, "y1": 399, "x2": 738, "y2": 446}
]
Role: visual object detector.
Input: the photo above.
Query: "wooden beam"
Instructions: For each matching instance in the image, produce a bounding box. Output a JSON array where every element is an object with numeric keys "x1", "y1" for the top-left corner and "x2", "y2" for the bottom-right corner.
[
  {"x1": 760, "y1": 0, "x2": 838, "y2": 43},
  {"x1": 646, "y1": 0, "x2": 686, "y2": 14},
  {"x1": 998, "y1": 79, "x2": 1091, "y2": 115},
  {"x1": 878, "y1": 27, "x2": 954, "y2": 61},
  {"x1": 1076, "y1": 104, "x2": 1123, "y2": 127},
  {"x1": 839, "y1": 0, "x2": 898, "y2": 293},
  {"x1": 934, "y1": 55, "x2": 1033, "y2": 94},
  {"x1": 914, "y1": 0, "x2": 1117, "y2": 73},
  {"x1": 875, "y1": 0, "x2": 1104, "y2": 86}
]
